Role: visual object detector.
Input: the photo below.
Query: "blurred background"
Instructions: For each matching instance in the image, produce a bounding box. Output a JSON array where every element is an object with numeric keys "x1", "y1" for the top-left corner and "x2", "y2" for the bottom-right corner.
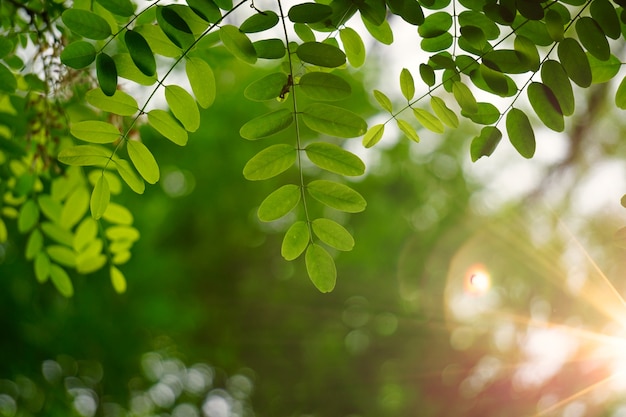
[{"x1": 2, "y1": 42, "x2": 626, "y2": 417}]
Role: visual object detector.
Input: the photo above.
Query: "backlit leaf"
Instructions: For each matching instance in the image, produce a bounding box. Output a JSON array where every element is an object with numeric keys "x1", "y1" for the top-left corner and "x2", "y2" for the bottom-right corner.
[
  {"x1": 18, "y1": 199, "x2": 39, "y2": 233},
  {"x1": 413, "y1": 108, "x2": 444, "y2": 133},
  {"x1": 165, "y1": 85, "x2": 200, "y2": 132},
  {"x1": 243, "y1": 144, "x2": 296, "y2": 181},
  {"x1": 71, "y1": 121, "x2": 120, "y2": 144},
  {"x1": 305, "y1": 244, "x2": 336, "y2": 293},
  {"x1": 421, "y1": 32, "x2": 453, "y2": 52},
  {"x1": 575, "y1": 17, "x2": 610, "y2": 61},
  {"x1": 288, "y1": 3, "x2": 333, "y2": 23},
  {"x1": 471, "y1": 126, "x2": 502, "y2": 161},
  {"x1": 86, "y1": 89, "x2": 138, "y2": 116},
  {"x1": 615, "y1": 76, "x2": 626, "y2": 109},
  {"x1": 156, "y1": 6, "x2": 194, "y2": 49},
  {"x1": 147, "y1": 109, "x2": 188, "y2": 146},
  {"x1": 296, "y1": 42, "x2": 346, "y2": 68},
  {"x1": 527, "y1": 82, "x2": 564, "y2": 132},
  {"x1": 50, "y1": 264, "x2": 74, "y2": 297},
  {"x1": 590, "y1": 0, "x2": 620, "y2": 39},
  {"x1": 25, "y1": 229, "x2": 43, "y2": 260},
  {"x1": 136, "y1": 24, "x2": 180, "y2": 58},
  {"x1": 588, "y1": 53, "x2": 621, "y2": 83},
  {"x1": 541, "y1": 60, "x2": 574, "y2": 116},
  {"x1": 362, "y1": 124, "x2": 385, "y2": 148},
  {"x1": 47, "y1": 246, "x2": 76, "y2": 268},
  {"x1": 418, "y1": 11, "x2": 452, "y2": 38},
  {"x1": 362, "y1": 16, "x2": 393, "y2": 45},
  {"x1": 240, "y1": 10, "x2": 279, "y2": 32},
  {"x1": 312, "y1": 218, "x2": 354, "y2": 251},
  {"x1": 58, "y1": 145, "x2": 112, "y2": 166},
  {"x1": 114, "y1": 53, "x2": 157, "y2": 86},
  {"x1": 419, "y1": 63, "x2": 436, "y2": 86},
  {"x1": 0, "y1": 64, "x2": 16, "y2": 93},
  {"x1": 127, "y1": 140, "x2": 159, "y2": 184},
  {"x1": 400, "y1": 68, "x2": 415, "y2": 101},
  {"x1": 41, "y1": 222, "x2": 74, "y2": 247},
  {"x1": 186, "y1": 57, "x2": 216, "y2": 108},
  {"x1": 301, "y1": 103, "x2": 367, "y2": 138},
  {"x1": 430, "y1": 96, "x2": 459, "y2": 128},
  {"x1": 90, "y1": 175, "x2": 110, "y2": 220},
  {"x1": 281, "y1": 221, "x2": 310, "y2": 261},
  {"x1": 74, "y1": 218, "x2": 98, "y2": 252},
  {"x1": 558, "y1": 38, "x2": 592, "y2": 87},
  {"x1": 96, "y1": 0, "x2": 135, "y2": 16},
  {"x1": 305, "y1": 142, "x2": 365, "y2": 176},
  {"x1": 96, "y1": 53, "x2": 117, "y2": 96},
  {"x1": 106, "y1": 225, "x2": 140, "y2": 242},
  {"x1": 452, "y1": 81, "x2": 477, "y2": 114},
  {"x1": 253, "y1": 39, "x2": 286, "y2": 59},
  {"x1": 307, "y1": 180, "x2": 366, "y2": 213},
  {"x1": 514, "y1": 35, "x2": 540, "y2": 72},
  {"x1": 397, "y1": 119, "x2": 420, "y2": 142},
  {"x1": 61, "y1": 41, "x2": 97, "y2": 69},
  {"x1": 114, "y1": 159, "x2": 145, "y2": 194},
  {"x1": 187, "y1": 0, "x2": 221, "y2": 22},
  {"x1": 244, "y1": 72, "x2": 288, "y2": 101},
  {"x1": 62, "y1": 9, "x2": 112, "y2": 40},
  {"x1": 61, "y1": 188, "x2": 89, "y2": 229},
  {"x1": 125, "y1": 30, "x2": 156, "y2": 76},
  {"x1": 219, "y1": 25, "x2": 257, "y2": 64},
  {"x1": 103, "y1": 203, "x2": 134, "y2": 225},
  {"x1": 294, "y1": 23, "x2": 316, "y2": 43},
  {"x1": 35, "y1": 252, "x2": 50, "y2": 283},
  {"x1": 373, "y1": 90, "x2": 393, "y2": 112},
  {"x1": 340, "y1": 27, "x2": 366, "y2": 67},
  {"x1": 240, "y1": 109, "x2": 293, "y2": 139},
  {"x1": 110, "y1": 266, "x2": 127, "y2": 293},
  {"x1": 299, "y1": 72, "x2": 351, "y2": 101},
  {"x1": 257, "y1": 184, "x2": 301, "y2": 221},
  {"x1": 506, "y1": 108, "x2": 535, "y2": 158},
  {"x1": 545, "y1": 9, "x2": 564, "y2": 42}
]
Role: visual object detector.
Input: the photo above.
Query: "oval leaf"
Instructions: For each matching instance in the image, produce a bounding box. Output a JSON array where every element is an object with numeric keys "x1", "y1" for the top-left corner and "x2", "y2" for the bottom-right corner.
[
  {"x1": 127, "y1": 140, "x2": 160, "y2": 184},
  {"x1": 244, "y1": 72, "x2": 288, "y2": 101},
  {"x1": 243, "y1": 144, "x2": 296, "y2": 181},
  {"x1": 165, "y1": 85, "x2": 200, "y2": 132},
  {"x1": 311, "y1": 218, "x2": 354, "y2": 251},
  {"x1": 219, "y1": 25, "x2": 257, "y2": 64},
  {"x1": 301, "y1": 103, "x2": 367, "y2": 138},
  {"x1": 240, "y1": 109, "x2": 293, "y2": 140},
  {"x1": 257, "y1": 184, "x2": 301, "y2": 221},
  {"x1": 288, "y1": 3, "x2": 332, "y2": 23},
  {"x1": 86, "y1": 89, "x2": 138, "y2": 116},
  {"x1": 96, "y1": 53, "x2": 117, "y2": 96},
  {"x1": 400, "y1": 68, "x2": 415, "y2": 101},
  {"x1": 96, "y1": 0, "x2": 135, "y2": 16},
  {"x1": 541, "y1": 60, "x2": 574, "y2": 116},
  {"x1": 307, "y1": 180, "x2": 366, "y2": 213},
  {"x1": 125, "y1": 30, "x2": 156, "y2": 77},
  {"x1": 413, "y1": 108, "x2": 444, "y2": 133},
  {"x1": 558, "y1": 38, "x2": 592, "y2": 87},
  {"x1": 114, "y1": 159, "x2": 145, "y2": 194},
  {"x1": 147, "y1": 109, "x2": 188, "y2": 146},
  {"x1": 239, "y1": 10, "x2": 279, "y2": 33},
  {"x1": 305, "y1": 142, "x2": 365, "y2": 176},
  {"x1": 110, "y1": 265, "x2": 127, "y2": 293},
  {"x1": 50, "y1": 264, "x2": 74, "y2": 297},
  {"x1": 339, "y1": 27, "x2": 366, "y2": 67},
  {"x1": 186, "y1": 57, "x2": 216, "y2": 108},
  {"x1": 61, "y1": 41, "x2": 97, "y2": 69},
  {"x1": 362, "y1": 124, "x2": 385, "y2": 148},
  {"x1": 62, "y1": 9, "x2": 112, "y2": 40},
  {"x1": 430, "y1": 96, "x2": 459, "y2": 128},
  {"x1": 527, "y1": 82, "x2": 564, "y2": 132},
  {"x1": 299, "y1": 72, "x2": 351, "y2": 101},
  {"x1": 296, "y1": 42, "x2": 346, "y2": 68},
  {"x1": 506, "y1": 108, "x2": 535, "y2": 158},
  {"x1": 91, "y1": 175, "x2": 110, "y2": 219},
  {"x1": 471, "y1": 126, "x2": 502, "y2": 161},
  {"x1": 281, "y1": 221, "x2": 310, "y2": 261},
  {"x1": 71, "y1": 121, "x2": 120, "y2": 144},
  {"x1": 58, "y1": 145, "x2": 112, "y2": 166},
  {"x1": 575, "y1": 16, "x2": 610, "y2": 61},
  {"x1": 305, "y1": 244, "x2": 336, "y2": 293}
]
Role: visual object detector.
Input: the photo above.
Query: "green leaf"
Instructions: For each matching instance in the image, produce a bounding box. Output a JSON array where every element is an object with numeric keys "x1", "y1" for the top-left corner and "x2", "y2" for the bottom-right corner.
[
  {"x1": 400, "y1": 68, "x2": 415, "y2": 101},
  {"x1": 35, "y1": 252, "x2": 50, "y2": 283},
  {"x1": 62, "y1": 9, "x2": 112, "y2": 40},
  {"x1": 294, "y1": 23, "x2": 316, "y2": 43},
  {"x1": 245, "y1": 72, "x2": 288, "y2": 101},
  {"x1": 413, "y1": 108, "x2": 444, "y2": 133},
  {"x1": 240, "y1": 109, "x2": 293, "y2": 140},
  {"x1": 0, "y1": 64, "x2": 16, "y2": 93},
  {"x1": 590, "y1": 0, "x2": 620, "y2": 39},
  {"x1": 301, "y1": 103, "x2": 367, "y2": 138},
  {"x1": 460, "y1": 25, "x2": 487, "y2": 51},
  {"x1": 243, "y1": 144, "x2": 296, "y2": 181},
  {"x1": 514, "y1": 35, "x2": 540, "y2": 71},
  {"x1": 18, "y1": 199, "x2": 39, "y2": 233},
  {"x1": 281, "y1": 221, "x2": 310, "y2": 261},
  {"x1": 165, "y1": 85, "x2": 200, "y2": 132},
  {"x1": 219, "y1": 25, "x2": 257, "y2": 64},
  {"x1": 296, "y1": 42, "x2": 346, "y2": 68},
  {"x1": 418, "y1": 11, "x2": 452, "y2": 38},
  {"x1": 312, "y1": 218, "x2": 354, "y2": 251},
  {"x1": 96, "y1": 0, "x2": 135, "y2": 16},
  {"x1": 186, "y1": 57, "x2": 216, "y2": 108},
  {"x1": 0, "y1": 37, "x2": 13, "y2": 59},
  {"x1": 76, "y1": 252, "x2": 107, "y2": 274},
  {"x1": 102, "y1": 203, "x2": 133, "y2": 226},
  {"x1": 575, "y1": 17, "x2": 610, "y2": 61},
  {"x1": 25, "y1": 229, "x2": 43, "y2": 260},
  {"x1": 61, "y1": 41, "x2": 97, "y2": 69},
  {"x1": 307, "y1": 180, "x2": 366, "y2": 213},
  {"x1": 110, "y1": 265, "x2": 127, "y2": 293},
  {"x1": 288, "y1": 3, "x2": 333, "y2": 23},
  {"x1": 156, "y1": 6, "x2": 194, "y2": 49},
  {"x1": 421, "y1": 32, "x2": 453, "y2": 52},
  {"x1": 96, "y1": 53, "x2": 117, "y2": 97},
  {"x1": 387, "y1": 0, "x2": 424, "y2": 24},
  {"x1": 299, "y1": 72, "x2": 351, "y2": 101},
  {"x1": 86, "y1": 89, "x2": 138, "y2": 116},
  {"x1": 61, "y1": 188, "x2": 89, "y2": 229},
  {"x1": 127, "y1": 140, "x2": 159, "y2": 184},
  {"x1": 362, "y1": 16, "x2": 393, "y2": 45},
  {"x1": 74, "y1": 218, "x2": 99, "y2": 251},
  {"x1": 41, "y1": 222, "x2": 74, "y2": 247},
  {"x1": 458, "y1": 10, "x2": 499, "y2": 39},
  {"x1": 545, "y1": 9, "x2": 564, "y2": 42},
  {"x1": 430, "y1": 96, "x2": 459, "y2": 128},
  {"x1": 257, "y1": 184, "x2": 301, "y2": 221},
  {"x1": 113, "y1": 53, "x2": 157, "y2": 86},
  {"x1": 305, "y1": 244, "x2": 336, "y2": 293},
  {"x1": 114, "y1": 159, "x2": 145, "y2": 194},
  {"x1": 362, "y1": 124, "x2": 385, "y2": 148},
  {"x1": 47, "y1": 245, "x2": 77, "y2": 268},
  {"x1": 305, "y1": 142, "x2": 365, "y2": 176},
  {"x1": 452, "y1": 81, "x2": 477, "y2": 114},
  {"x1": 136, "y1": 24, "x2": 181, "y2": 58},
  {"x1": 373, "y1": 90, "x2": 393, "y2": 112},
  {"x1": 506, "y1": 108, "x2": 535, "y2": 158},
  {"x1": 419, "y1": 63, "x2": 436, "y2": 86},
  {"x1": 58, "y1": 145, "x2": 112, "y2": 166},
  {"x1": 588, "y1": 53, "x2": 621, "y2": 84},
  {"x1": 558, "y1": 38, "x2": 592, "y2": 88},
  {"x1": 91, "y1": 175, "x2": 110, "y2": 219},
  {"x1": 187, "y1": 0, "x2": 222, "y2": 22},
  {"x1": 240, "y1": 10, "x2": 279, "y2": 32},
  {"x1": 147, "y1": 109, "x2": 188, "y2": 146},
  {"x1": 339, "y1": 27, "x2": 366, "y2": 68},
  {"x1": 253, "y1": 39, "x2": 286, "y2": 59},
  {"x1": 70, "y1": 121, "x2": 120, "y2": 144},
  {"x1": 105, "y1": 225, "x2": 140, "y2": 242},
  {"x1": 397, "y1": 119, "x2": 420, "y2": 142},
  {"x1": 615, "y1": 76, "x2": 626, "y2": 109},
  {"x1": 483, "y1": 50, "x2": 530, "y2": 74},
  {"x1": 541, "y1": 60, "x2": 574, "y2": 116},
  {"x1": 50, "y1": 264, "x2": 74, "y2": 297},
  {"x1": 527, "y1": 82, "x2": 564, "y2": 132},
  {"x1": 125, "y1": 30, "x2": 156, "y2": 77},
  {"x1": 471, "y1": 126, "x2": 502, "y2": 161}
]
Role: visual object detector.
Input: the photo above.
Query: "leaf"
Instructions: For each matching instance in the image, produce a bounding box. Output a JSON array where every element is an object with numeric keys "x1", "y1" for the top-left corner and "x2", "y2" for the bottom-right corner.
[
  {"x1": 186, "y1": 57, "x2": 216, "y2": 108},
  {"x1": 362, "y1": 16, "x2": 393, "y2": 45},
  {"x1": 418, "y1": 11, "x2": 452, "y2": 38},
  {"x1": 413, "y1": 108, "x2": 444, "y2": 133},
  {"x1": 514, "y1": 35, "x2": 540, "y2": 72},
  {"x1": 127, "y1": 140, "x2": 159, "y2": 184},
  {"x1": 299, "y1": 72, "x2": 351, "y2": 101},
  {"x1": 545, "y1": 9, "x2": 564, "y2": 42},
  {"x1": 527, "y1": 82, "x2": 564, "y2": 132},
  {"x1": 96, "y1": 0, "x2": 135, "y2": 16},
  {"x1": 60, "y1": 41, "x2": 97, "y2": 69},
  {"x1": 90, "y1": 175, "x2": 110, "y2": 220},
  {"x1": 156, "y1": 6, "x2": 194, "y2": 49},
  {"x1": 74, "y1": 218, "x2": 99, "y2": 251},
  {"x1": 590, "y1": 0, "x2": 620, "y2": 39},
  {"x1": 136, "y1": 24, "x2": 181, "y2": 58},
  {"x1": 76, "y1": 253, "x2": 107, "y2": 274},
  {"x1": 103, "y1": 203, "x2": 134, "y2": 225},
  {"x1": 305, "y1": 142, "x2": 365, "y2": 176},
  {"x1": 588, "y1": 53, "x2": 621, "y2": 84},
  {"x1": 558, "y1": 38, "x2": 592, "y2": 88},
  {"x1": 421, "y1": 32, "x2": 453, "y2": 53},
  {"x1": 18, "y1": 199, "x2": 39, "y2": 233},
  {"x1": 35, "y1": 252, "x2": 50, "y2": 283},
  {"x1": 0, "y1": 64, "x2": 16, "y2": 93},
  {"x1": 25, "y1": 229, "x2": 43, "y2": 260},
  {"x1": 244, "y1": 72, "x2": 289, "y2": 101},
  {"x1": 239, "y1": 10, "x2": 279, "y2": 33},
  {"x1": 70, "y1": 121, "x2": 120, "y2": 144},
  {"x1": 301, "y1": 103, "x2": 367, "y2": 138},
  {"x1": 362, "y1": 124, "x2": 385, "y2": 148},
  {"x1": 86, "y1": 89, "x2": 138, "y2": 116},
  {"x1": 58, "y1": 145, "x2": 112, "y2": 166},
  {"x1": 294, "y1": 23, "x2": 316, "y2": 43},
  {"x1": 50, "y1": 264, "x2": 74, "y2": 297},
  {"x1": 243, "y1": 144, "x2": 296, "y2": 181},
  {"x1": 96, "y1": 53, "x2": 117, "y2": 97},
  {"x1": 470, "y1": 126, "x2": 502, "y2": 161},
  {"x1": 281, "y1": 221, "x2": 310, "y2": 261},
  {"x1": 113, "y1": 53, "x2": 156, "y2": 86},
  {"x1": 41, "y1": 222, "x2": 74, "y2": 247},
  {"x1": 62, "y1": 9, "x2": 112, "y2": 40},
  {"x1": 506, "y1": 108, "x2": 535, "y2": 158},
  {"x1": 188, "y1": 0, "x2": 222, "y2": 22},
  {"x1": 396, "y1": 119, "x2": 420, "y2": 142},
  {"x1": 541, "y1": 60, "x2": 574, "y2": 116},
  {"x1": 312, "y1": 218, "x2": 354, "y2": 251},
  {"x1": 253, "y1": 39, "x2": 286, "y2": 59},
  {"x1": 462, "y1": 102, "x2": 500, "y2": 125},
  {"x1": 307, "y1": 180, "x2": 366, "y2": 213},
  {"x1": 288, "y1": 3, "x2": 333, "y2": 23},
  {"x1": 125, "y1": 30, "x2": 156, "y2": 77},
  {"x1": 339, "y1": 27, "x2": 366, "y2": 68},
  {"x1": 400, "y1": 68, "x2": 415, "y2": 101},
  {"x1": 373, "y1": 90, "x2": 393, "y2": 112},
  {"x1": 165, "y1": 85, "x2": 200, "y2": 132},
  {"x1": 61, "y1": 188, "x2": 89, "y2": 229},
  {"x1": 296, "y1": 42, "x2": 346, "y2": 68},
  {"x1": 257, "y1": 184, "x2": 301, "y2": 221},
  {"x1": 147, "y1": 109, "x2": 188, "y2": 146},
  {"x1": 110, "y1": 266, "x2": 127, "y2": 293},
  {"x1": 105, "y1": 225, "x2": 140, "y2": 242},
  {"x1": 219, "y1": 25, "x2": 257, "y2": 64},
  {"x1": 575, "y1": 17, "x2": 610, "y2": 61},
  {"x1": 452, "y1": 81, "x2": 477, "y2": 114},
  {"x1": 305, "y1": 244, "x2": 336, "y2": 293},
  {"x1": 240, "y1": 109, "x2": 293, "y2": 140},
  {"x1": 430, "y1": 96, "x2": 458, "y2": 128},
  {"x1": 114, "y1": 159, "x2": 145, "y2": 194},
  {"x1": 47, "y1": 246, "x2": 76, "y2": 268},
  {"x1": 419, "y1": 63, "x2": 436, "y2": 86},
  {"x1": 615, "y1": 76, "x2": 626, "y2": 109}
]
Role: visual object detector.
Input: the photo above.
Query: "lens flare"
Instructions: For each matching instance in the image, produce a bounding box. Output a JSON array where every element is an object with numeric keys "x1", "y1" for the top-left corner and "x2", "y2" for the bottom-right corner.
[{"x1": 464, "y1": 264, "x2": 491, "y2": 296}]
